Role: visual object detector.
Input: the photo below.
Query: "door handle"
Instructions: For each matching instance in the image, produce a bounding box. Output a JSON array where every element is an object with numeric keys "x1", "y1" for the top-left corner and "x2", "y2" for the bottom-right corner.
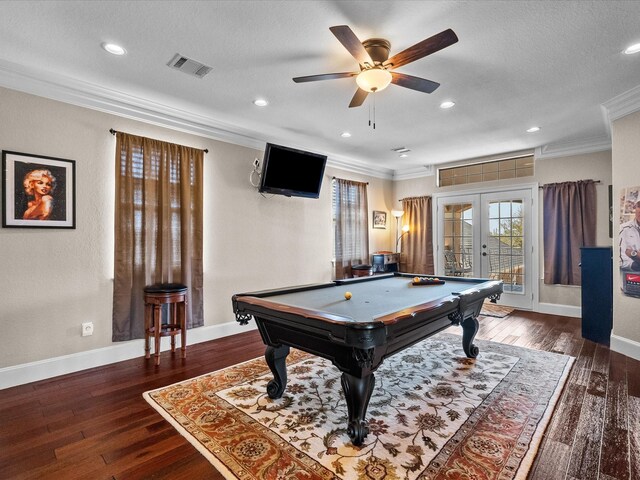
[{"x1": 482, "y1": 252, "x2": 487, "y2": 256}]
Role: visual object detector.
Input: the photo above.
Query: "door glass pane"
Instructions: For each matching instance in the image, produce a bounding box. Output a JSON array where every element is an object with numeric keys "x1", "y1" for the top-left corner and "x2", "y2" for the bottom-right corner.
[
  {"x1": 489, "y1": 202, "x2": 500, "y2": 218},
  {"x1": 512, "y1": 202, "x2": 523, "y2": 217},
  {"x1": 487, "y1": 200, "x2": 524, "y2": 293},
  {"x1": 442, "y1": 203, "x2": 474, "y2": 277}
]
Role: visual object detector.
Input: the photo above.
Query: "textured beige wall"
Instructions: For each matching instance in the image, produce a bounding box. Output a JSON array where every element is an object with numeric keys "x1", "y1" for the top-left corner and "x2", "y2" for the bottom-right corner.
[
  {"x1": 1, "y1": 83, "x2": 623, "y2": 368},
  {"x1": 0, "y1": 87, "x2": 392, "y2": 368},
  {"x1": 612, "y1": 110, "x2": 640, "y2": 344},
  {"x1": 393, "y1": 150, "x2": 613, "y2": 307}
]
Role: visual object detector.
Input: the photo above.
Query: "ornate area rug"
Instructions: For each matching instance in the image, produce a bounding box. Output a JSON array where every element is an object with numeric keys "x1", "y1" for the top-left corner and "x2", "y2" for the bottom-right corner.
[
  {"x1": 144, "y1": 333, "x2": 573, "y2": 480},
  {"x1": 480, "y1": 302, "x2": 515, "y2": 318}
]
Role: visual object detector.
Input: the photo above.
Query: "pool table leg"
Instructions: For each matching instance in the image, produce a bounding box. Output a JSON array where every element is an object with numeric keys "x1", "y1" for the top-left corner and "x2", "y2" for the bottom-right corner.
[
  {"x1": 265, "y1": 345, "x2": 290, "y2": 399},
  {"x1": 341, "y1": 372, "x2": 375, "y2": 446},
  {"x1": 461, "y1": 315, "x2": 480, "y2": 358}
]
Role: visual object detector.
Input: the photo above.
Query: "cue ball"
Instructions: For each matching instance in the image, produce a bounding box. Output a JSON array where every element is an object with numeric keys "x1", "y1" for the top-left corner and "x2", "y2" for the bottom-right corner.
[{"x1": 344, "y1": 292, "x2": 352, "y2": 300}]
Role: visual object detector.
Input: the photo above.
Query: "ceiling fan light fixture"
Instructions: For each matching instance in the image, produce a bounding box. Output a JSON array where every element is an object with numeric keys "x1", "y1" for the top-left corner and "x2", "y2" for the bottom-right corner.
[{"x1": 356, "y1": 68, "x2": 392, "y2": 93}]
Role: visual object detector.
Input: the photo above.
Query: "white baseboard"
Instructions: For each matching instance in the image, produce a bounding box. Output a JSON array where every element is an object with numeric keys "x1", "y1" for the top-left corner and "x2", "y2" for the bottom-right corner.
[
  {"x1": 610, "y1": 334, "x2": 640, "y2": 361},
  {"x1": 0, "y1": 321, "x2": 257, "y2": 390},
  {"x1": 536, "y1": 302, "x2": 581, "y2": 318},
  {"x1": 4, "y1": 310, "x2": 638, "y2": 389}
]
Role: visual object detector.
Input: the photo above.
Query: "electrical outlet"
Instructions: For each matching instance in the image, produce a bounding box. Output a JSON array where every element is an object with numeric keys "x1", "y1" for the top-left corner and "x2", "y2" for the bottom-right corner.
[{"x1": 81, "y1": 322, "x2": 94, "y2": 337}]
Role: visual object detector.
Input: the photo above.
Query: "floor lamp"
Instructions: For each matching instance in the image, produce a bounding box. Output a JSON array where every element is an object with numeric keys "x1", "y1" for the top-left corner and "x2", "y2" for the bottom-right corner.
[{"x1": 391, "y1": 210, "x2": 407, "y2": 253}]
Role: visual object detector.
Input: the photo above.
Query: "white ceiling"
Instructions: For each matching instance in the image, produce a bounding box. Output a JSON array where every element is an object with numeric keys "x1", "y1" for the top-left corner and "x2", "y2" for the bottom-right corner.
[{"x1": 1, "y1": 1, "x2": 639, "y2": 177}]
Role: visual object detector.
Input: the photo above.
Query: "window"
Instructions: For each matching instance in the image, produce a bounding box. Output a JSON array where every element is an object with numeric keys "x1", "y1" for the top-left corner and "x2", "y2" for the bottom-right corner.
[
  {"x1": 112, "y1": 132, "x2": 204, "y2": 341},
  {"x1": 438, "y1": 155, "x2": 534, "y2": 187},
  {"x1": 332, "y1": 178, "x2": 369, "y2": 279}
]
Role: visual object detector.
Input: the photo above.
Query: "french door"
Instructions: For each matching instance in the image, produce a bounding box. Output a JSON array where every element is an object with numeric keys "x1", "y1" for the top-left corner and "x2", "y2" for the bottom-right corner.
[{"x1": 435, "y1": 187, "x2": 535, "y2": 309}]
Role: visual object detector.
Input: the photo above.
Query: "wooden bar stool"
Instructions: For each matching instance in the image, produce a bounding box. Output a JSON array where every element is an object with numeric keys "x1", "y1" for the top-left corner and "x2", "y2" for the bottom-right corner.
[{"x1": 143, "y1": 283, "x2": 188, "y2": 366}]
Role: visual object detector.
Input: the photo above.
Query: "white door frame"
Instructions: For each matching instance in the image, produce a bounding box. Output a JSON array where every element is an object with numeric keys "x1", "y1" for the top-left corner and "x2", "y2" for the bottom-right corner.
[{"x1": 432, "y1": 183, "x2": 539, "y2": 310}]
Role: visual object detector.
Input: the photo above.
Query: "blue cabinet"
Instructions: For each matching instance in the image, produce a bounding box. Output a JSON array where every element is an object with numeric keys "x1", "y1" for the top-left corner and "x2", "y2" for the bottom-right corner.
[{"x1": 580, "y1": 246, "x2": 613, "y2": 345}]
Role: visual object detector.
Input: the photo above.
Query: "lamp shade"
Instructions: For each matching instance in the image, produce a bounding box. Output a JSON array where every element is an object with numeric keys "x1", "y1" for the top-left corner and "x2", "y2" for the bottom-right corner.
[
  {"x1": 356, "y1": 68, "x2": 392, "y2": 93},
  {"x1": 391, "y1": 210, "x2": 404, "y2": 218}
]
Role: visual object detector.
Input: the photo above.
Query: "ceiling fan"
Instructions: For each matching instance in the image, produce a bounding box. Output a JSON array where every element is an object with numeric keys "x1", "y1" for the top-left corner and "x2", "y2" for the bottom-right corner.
[{"x1": 293, "y1": 25, "x2": 458, "y2": 108}]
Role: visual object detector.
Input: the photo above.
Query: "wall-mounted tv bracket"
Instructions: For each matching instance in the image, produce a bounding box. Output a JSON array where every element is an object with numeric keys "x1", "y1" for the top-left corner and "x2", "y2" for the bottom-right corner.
[{"x1": 249, "y1": 158, "x2": 261, "y2": 188}]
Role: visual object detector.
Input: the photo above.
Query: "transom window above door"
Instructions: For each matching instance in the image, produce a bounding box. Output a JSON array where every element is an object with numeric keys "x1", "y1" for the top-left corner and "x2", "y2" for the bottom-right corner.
[{"x1": 437, "y1": 155, "x2": 534, "y2": 187}]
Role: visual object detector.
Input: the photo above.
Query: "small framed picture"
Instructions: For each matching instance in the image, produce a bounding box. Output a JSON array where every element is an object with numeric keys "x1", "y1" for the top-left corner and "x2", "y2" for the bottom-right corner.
[
  {"x1": 2, "y1": 150, "x2": 76, "y2": 228},
  {"x1": 373, "y1": 210, "x2": 387, "y2": 229}
]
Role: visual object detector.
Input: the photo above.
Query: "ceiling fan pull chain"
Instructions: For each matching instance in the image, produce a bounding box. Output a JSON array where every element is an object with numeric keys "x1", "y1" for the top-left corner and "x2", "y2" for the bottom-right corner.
[
  {"x1": 368, "y1": 102, "x2": 371, "y2": 127},
  {"x1": 373, "y1": 93, "x2": 376, "y2": 129}
]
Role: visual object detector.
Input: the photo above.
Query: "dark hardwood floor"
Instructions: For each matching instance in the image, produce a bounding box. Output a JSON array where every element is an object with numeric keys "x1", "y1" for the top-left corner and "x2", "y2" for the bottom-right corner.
[{"x1": 1, "y1": 311, "x2": 638, "y2": 479}]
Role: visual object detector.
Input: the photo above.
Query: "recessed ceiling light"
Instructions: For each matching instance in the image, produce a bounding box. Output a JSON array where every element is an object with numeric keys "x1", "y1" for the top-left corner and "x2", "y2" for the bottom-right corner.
[
  {"x1": 440, "y1": 101, "x2": 456, "y2": 109},
  {"x1": 340, "y1": 132, "x2": 352, "y2": 138},
  {"x1": 526, "y1": 126, "x2": 541, "y2": 133},
  {"x1": 399, "y1": 153, "x2": 409, "y2": 158},
  {"x1": 102, "y1": 43, "x2": 126, "y2": 56},
  {"x1": 624, "y1": 43, "x2": 640, "y2": 55},
  {"x1": 253, "y1": 99, "x2": 268, "y2": 107}
]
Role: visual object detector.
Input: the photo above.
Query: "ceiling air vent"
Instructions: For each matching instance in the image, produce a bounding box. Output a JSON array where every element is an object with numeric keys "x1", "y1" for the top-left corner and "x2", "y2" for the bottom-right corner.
[
  {"x1": 391, "y1": 147, "x2": 411, "y2": 154},
  {"x1": 167, "y1": 53, "x2": 212, "y2": 79}
]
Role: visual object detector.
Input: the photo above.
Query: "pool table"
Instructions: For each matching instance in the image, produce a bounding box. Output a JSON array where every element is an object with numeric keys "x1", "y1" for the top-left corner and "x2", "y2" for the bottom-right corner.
[{"x1": 232, "y1": 272, "x2": 502, "y2": 445}]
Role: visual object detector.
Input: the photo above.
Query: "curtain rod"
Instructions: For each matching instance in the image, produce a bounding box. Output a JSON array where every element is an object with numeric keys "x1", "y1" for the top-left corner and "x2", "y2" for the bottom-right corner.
[
  {"x1": 398, "y1": 195, "x2": 431, "y2": 202},
  {"x1": 539, "y1": 180, "x2": 601, "y2": 189},
  {"x1": 109, "y1": 128, "x2": 209, "y2": 153},
  {"x1": 332, "y1": 176, "x2": 369, "y2": 185}
]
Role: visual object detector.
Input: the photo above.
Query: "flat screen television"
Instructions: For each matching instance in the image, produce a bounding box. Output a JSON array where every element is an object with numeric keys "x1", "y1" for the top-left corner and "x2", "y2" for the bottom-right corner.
[{"x1": 259, "y1": 143, "x2": 327, "y2": 198}]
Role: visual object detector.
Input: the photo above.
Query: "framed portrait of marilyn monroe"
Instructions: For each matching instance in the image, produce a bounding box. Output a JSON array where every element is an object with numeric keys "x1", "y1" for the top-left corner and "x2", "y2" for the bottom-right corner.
[{"x1": 2, "y1": 150, "x2": 76, "y2": 228}]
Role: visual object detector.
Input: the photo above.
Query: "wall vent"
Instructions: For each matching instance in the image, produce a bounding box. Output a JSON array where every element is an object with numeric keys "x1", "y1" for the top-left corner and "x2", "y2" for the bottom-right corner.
[{"x1": 167, "y1": 53, "x2": 212, "y2": 78}]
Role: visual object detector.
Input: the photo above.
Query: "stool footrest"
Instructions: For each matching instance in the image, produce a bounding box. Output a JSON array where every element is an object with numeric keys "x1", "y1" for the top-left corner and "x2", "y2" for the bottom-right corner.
[{"x1": 144, "y1": 287, "x2": 188, "y2": 366}]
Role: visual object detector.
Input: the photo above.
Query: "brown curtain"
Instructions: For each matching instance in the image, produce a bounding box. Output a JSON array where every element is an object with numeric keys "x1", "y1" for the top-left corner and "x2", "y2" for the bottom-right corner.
[
  {"x1": 334, "y1": 178, "x2": 369, "y2": 279},
  {"x1": 543, "y1": 180, "x2": 597, "y2": 285},
  {"x1": 401, "y1": 196, "x2": 434, "y2": 274},
  {"x1": 113, "y1": 132, "x2": 204, "y2": 341}
]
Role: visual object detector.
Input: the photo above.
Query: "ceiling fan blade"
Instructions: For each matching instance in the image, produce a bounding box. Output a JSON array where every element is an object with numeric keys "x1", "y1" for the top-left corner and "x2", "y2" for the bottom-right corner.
[
  {"x1": 384, "y1": 28, "x2": 458, "y2": 69},
  {"x1": 293, "y1": 72, "x2": 358, "y2": 83},
  {"x1": 330, "y1": 25, "x2": 373, "y2": 66},
  {"x1": 349, "y1": 88, "x2": 369, "y2": 108},
  {"x1": 391, "y1": 72, "x2": 440, "y2": 93}
]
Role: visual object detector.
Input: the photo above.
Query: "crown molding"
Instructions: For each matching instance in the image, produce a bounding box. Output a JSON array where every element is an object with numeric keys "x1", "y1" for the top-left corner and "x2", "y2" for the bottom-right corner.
[
  {"x1": 326, "y1": 156, "x2": 394, "y2": 179},
  {"x1": 602, "y1": 83, "x2": 640, "y2": 123},
  {"x1": 0, "y1": 58, "x2": 626, "y2": 180},
  {"x1": 0, "y1": 58, "x2": 270, "y2": 150},
  {"x1": 541, "y1": 82, "x2": 640, "y2": 159},
  {"x1": 536, "y1": 135, "x2": 611, "y2": 160},
  {"x1": 0, "y1": 58, "x2": 396, "y2": 180},
  {"x1": 392, "y1": 165, "x2": 435, "y2": 181}
]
